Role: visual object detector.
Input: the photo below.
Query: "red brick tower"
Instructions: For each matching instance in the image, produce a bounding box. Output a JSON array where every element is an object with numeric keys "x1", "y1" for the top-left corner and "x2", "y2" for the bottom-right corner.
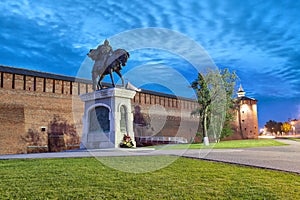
[{"x1": 234, "y1": 85, "x2": 259, "y2": 139}]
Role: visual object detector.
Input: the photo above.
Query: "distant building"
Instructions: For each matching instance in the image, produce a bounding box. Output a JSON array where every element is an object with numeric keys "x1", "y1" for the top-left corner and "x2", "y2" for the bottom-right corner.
[
  {"x1": 0, "y1": 66, "x2": 258, "y2": 154},
  {"x1": 291, "y1": 120, "x2": 300, "y2": 135}
]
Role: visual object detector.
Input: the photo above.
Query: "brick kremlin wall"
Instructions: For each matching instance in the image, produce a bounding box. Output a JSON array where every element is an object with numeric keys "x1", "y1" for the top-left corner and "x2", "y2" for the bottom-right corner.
[
  {"x1": 131, "y1": 91, "x2": 199, "y2": 140},
  {"x1": 0, "y1": 66, "x2": 88, "y2": 154}
]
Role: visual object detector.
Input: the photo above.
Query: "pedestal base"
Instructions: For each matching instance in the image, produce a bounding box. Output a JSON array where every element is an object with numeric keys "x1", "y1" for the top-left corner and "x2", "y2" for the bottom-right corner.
[{"x1": 79, "y1": 88, "x2": 136, "y2": 149}]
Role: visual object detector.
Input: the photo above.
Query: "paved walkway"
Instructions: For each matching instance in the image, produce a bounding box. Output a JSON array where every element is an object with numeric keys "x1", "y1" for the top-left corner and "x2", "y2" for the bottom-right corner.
[
  {"x1": 183, "y1": 139, "x2": 300, "y2": 174},
  {"x1": 0, "y1": 139, "x2": 299, "y2": 174}
]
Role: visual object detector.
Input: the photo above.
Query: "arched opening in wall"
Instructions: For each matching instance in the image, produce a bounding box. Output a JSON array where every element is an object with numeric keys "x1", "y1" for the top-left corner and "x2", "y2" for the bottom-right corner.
[
  {"x1": 89, "y1": 106, "x2": 110, "y2": 133},
  {"x1": 120, "y1": 105, "x2": 127, "y2": 133}
]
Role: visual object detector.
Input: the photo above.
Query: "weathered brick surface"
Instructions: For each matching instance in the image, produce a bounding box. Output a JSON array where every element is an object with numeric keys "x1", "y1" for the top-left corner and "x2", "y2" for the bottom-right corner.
[
  {"x1": 3, "y1": 73, "x2": 12, "y2": 89},
  {"x1": 35, "y1": 77, "x2": 44, "y2": 92},
  {"x1": 26, "y1": 76, "x2": 34, "y2": 91},
  {"x1": 0, "y1": 103, "x2": 26, "y2": 154},
  {"x1": 131, "y1": 100, "x2": 199, "y2": 142},
  {"x1": 14, "y1": 74, "x2": 24, "y2": 90}
]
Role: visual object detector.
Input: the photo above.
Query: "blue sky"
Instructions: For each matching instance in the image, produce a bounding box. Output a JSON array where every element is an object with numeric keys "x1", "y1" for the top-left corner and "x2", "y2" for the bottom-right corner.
[{"x1": 0, "y1": 0, "x2": 300, "y2": 127}]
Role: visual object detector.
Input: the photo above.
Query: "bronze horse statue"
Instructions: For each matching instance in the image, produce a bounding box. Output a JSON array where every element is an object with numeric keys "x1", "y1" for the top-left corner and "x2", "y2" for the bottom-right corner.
[{"x1": 88, "y1": 48, "x2": 130, "y2": 90}]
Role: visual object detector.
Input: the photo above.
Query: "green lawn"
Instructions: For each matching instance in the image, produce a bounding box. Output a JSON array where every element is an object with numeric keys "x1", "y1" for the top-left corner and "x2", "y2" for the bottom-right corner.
[
  {"x1": 151, "y1": 139, "x2": 287, "y2": 150},
  {"x1": 0, "y1": 156, "x2": 299, "y2": 199}
]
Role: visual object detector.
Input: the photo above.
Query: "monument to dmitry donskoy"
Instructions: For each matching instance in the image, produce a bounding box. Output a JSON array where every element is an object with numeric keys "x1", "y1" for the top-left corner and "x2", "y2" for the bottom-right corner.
[{"x1": 80, "y1": 40, "x2": 136, "y2": 149}]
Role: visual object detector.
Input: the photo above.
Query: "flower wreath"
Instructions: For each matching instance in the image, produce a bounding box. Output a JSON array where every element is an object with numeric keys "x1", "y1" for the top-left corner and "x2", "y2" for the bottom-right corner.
[{"x1": 120, "y1": 134, "x2": 134, "y2": 148}]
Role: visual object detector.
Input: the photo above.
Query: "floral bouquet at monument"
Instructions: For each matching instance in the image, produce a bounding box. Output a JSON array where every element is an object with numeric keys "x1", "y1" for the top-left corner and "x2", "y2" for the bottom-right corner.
[{"x1": 120, "y1": 134, "x2": 134, "y2": 148}]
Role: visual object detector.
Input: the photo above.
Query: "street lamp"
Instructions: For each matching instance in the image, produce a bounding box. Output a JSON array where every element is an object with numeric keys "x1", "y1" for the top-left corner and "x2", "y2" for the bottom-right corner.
[{"x1": 291, "y1": 121, "x2": 295, "y2": 135}]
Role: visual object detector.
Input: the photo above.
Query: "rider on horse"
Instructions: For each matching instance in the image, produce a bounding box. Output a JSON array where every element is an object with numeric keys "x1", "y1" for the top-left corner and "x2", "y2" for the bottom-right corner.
[
  {"x1": 89, "y1": 39, "x2": 114, "y2": 90},
  {"x1": 88, "y1": 40, "x2": 129, "y2": 90}
]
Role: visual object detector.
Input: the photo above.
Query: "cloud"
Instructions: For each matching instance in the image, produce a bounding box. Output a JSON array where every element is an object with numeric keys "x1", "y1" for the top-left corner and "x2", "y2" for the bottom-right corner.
[{"x1": 1, "y1": 0, "x2": 300, "y2": 126}]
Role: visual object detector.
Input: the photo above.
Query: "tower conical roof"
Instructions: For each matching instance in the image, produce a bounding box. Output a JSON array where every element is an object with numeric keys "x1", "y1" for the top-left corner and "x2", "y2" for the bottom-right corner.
[{"x1": 237, "y1": 84, "x2": 246, "y2": 97}]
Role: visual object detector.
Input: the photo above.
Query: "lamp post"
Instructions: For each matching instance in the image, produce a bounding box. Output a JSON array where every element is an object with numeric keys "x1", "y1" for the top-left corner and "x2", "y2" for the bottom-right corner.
[{"x1": 291, "y1": 121, "x2": 295, "y2": 135}]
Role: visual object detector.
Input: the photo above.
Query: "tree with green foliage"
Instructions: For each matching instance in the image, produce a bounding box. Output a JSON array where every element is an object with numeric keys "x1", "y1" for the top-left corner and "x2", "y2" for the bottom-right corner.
[
  {"x1": 281, "y1": 122, "x2": 291, "y2": 135},
  {"x1": 265, "y1": 120, "x2": 282, "y2": 135},
  {"x1": 219, "y1": 68, "x2": 238, "y2": 140},
  {"x1": 191, "y1": 68, "x2": 238, "y2": 145},
  {"x1": 191, "y1": 72, "x2": 211, "y2": 145}
]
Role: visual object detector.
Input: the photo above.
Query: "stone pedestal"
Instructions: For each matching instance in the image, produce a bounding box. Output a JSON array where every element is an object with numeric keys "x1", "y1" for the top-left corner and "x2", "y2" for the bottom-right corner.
[{"x1": 80, "y1": 88, "x2": 136, "y2": 149}]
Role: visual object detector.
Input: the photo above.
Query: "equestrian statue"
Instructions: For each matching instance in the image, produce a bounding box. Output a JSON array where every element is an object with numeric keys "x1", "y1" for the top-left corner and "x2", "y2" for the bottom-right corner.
[{"x1": 87, "y1": 39, "x2": 130, "y2": 90}]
